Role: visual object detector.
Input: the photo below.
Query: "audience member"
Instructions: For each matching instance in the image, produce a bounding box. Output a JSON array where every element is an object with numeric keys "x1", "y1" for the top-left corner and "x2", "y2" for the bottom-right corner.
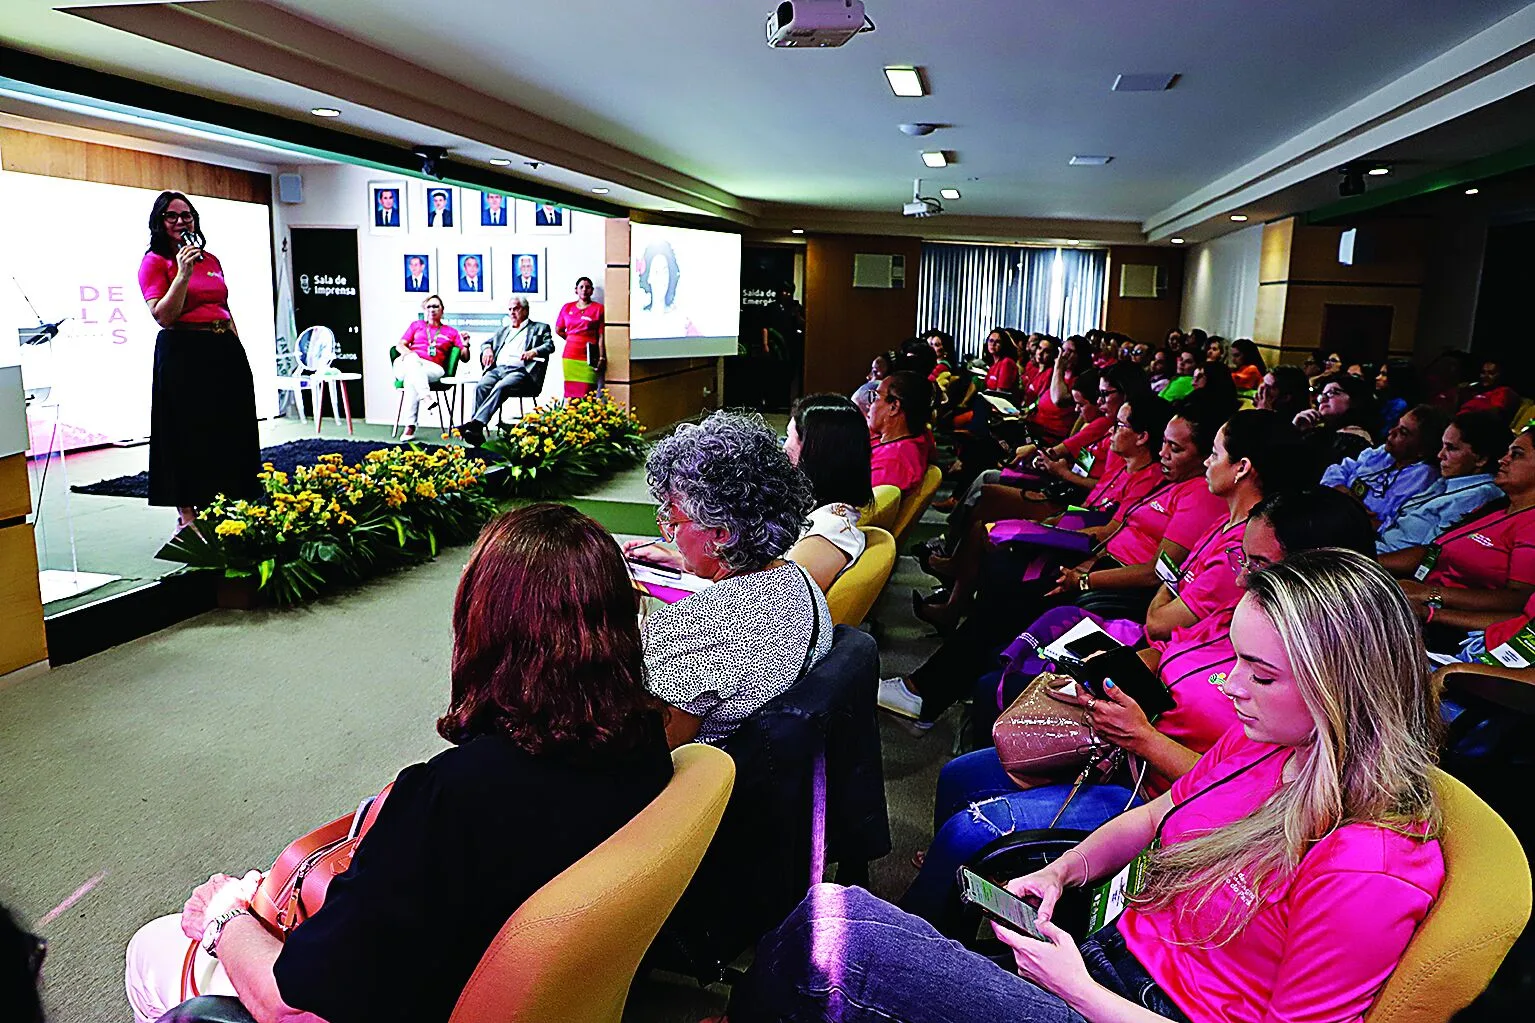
[
  {"x1": 783, "y1": 394, "x2": 874, "y2": 590},
  {"x1": 1253, "y1": 364, "x2": 1309, "y2": 420},
  {"x1": 1320, "y1": 404, "x2": 1445, "y2": 526},
  {"x1": 1028, "y1": 334, "x2": 1094, "y2": 442},
  {"x1": 1375, "y1": 357, "x2": 1422, "y2": 435},
  {"x1": 2, "y1": 904, "x2": 44, "y2": 1023},
  {"x1": 1147, "y1": 348, "x2": 1173, "y2": 393},
  {"x1": 125, "y1": 505, "x2": 672, "y2": 1023},
  {"x1": 1227, "y1": 338, "x2": 1265, "y2": 391},
  {"x1": 1019, "y1": 334, "x2": 1055, "y2": 402},
  {"x1": 1203, "y1": 334, "x2": 1228, "y2": 367},
  {"x1": 851, "y1": 350, "x2": 894, "y2": 414},
  {"x1": 1159, "y1": 348, "x2": 1200, "y2": 402},
  {"x1": 1460, "y1": 357, "x2": 1520, "y2": 422},
  {"x1": 1294, "y1": 372, "x2": 1377, "y2": 468},
  {"x1": 635, "y1": 412, "x2": 831, "y2": 746},
  {"x1": 867, "y1": 371, "x2": 935, "y2": 492},
  {"x1": 1190, "y1": 360, "x2": 1240, "y2": 412},
  {"x1": 731, "y1": 550, "x2": 1444, "y2": 1023},
  {"x1": 895, "y1": 337, "x2": 939, "y2": 381},
  {"x1": 979, "y1": 329, "x2": 1020, "y2": 393},
  {"x1": 1378, "y1": 412, "x2": 1511, "y2": 553}
]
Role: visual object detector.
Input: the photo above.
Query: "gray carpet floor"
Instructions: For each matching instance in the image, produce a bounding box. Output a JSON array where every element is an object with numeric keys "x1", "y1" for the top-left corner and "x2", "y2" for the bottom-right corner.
[{"x1": 1, "y1": 537, "x2": 953, "y2": 1022}]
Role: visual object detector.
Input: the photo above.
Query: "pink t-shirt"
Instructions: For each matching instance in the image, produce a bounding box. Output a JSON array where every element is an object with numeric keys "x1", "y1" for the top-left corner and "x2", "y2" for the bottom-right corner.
[
  {"x1": 556, "y1": 300, "x2": 604, "y2": 360},
  {"x1": 399, "y1": 321, "x2": 466, "y2": 368},
  {"x1": 1486, "y1": 590, "x2": 1535, "y2": 650},
  {"x1": 1174, "y1": 517, "x2": 1247, "y2": 618},
  {"x1": 985, "y1": 357, "x2": 1019, "y2": 392},
  {"x1": 1425, "y1": 505, "x2": 1535, "y2": 591},
  {"x1": 1121, "y1": 726, "x2": 1443, "y2": 1023},
  {"x1": 1086, "y1": 460, "x2": 1162, "y2": 514},
  {"x1": 137, "y1": 250, "x2": 232, "y2": 323},
  {"x1": 1028, "y1": 371, "x2": 1078, "y2": 439},
  {"x1": 870, "y1": 435, "x2": 928, "y2": 492},
  {"x1": 1107, "y1": 475, "x2": 1227, "y2": 573},
  {"x1": 1020, "y1": 361, "x2": 1052, "y2": 402},
  {"x1": 1060, "y1": 408, "x2": 1110, "y2": 459},
  {"x1": 1145, "y1": 611, "x2": 1241, "y2": 796}
]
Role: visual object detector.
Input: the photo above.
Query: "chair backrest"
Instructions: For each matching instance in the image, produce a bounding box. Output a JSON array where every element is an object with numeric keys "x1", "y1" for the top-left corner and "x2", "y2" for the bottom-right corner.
[
  {"x1": 827, "y1": 527, "x2": 896, "y2": 627},
  {"x1": 860, "y1": 485, "x2": 902, "y2": 531},
  {"x1": 447, "y1": 743, "x2": 734, "y2": 1023},
  {"x1": 1363, "y1": 768, "x2": 1531, "y2": 1023},
  {"x1": 1509, "y1": 396, "x2": 1535, "y2": 431},
  {"x1": 891, "y1": 464, "x2": 943, "y2": 547},
  {"x1": 296, "y1": 325, "x2": 337, "y2": 373}
]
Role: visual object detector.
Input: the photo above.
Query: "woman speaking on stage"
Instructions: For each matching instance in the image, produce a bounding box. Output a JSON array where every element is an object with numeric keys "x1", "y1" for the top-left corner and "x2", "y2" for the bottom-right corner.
[
  {"x1": 138, "y1": 191, "x2": 260, "y2": 534},
  {"x1": 555, "y1": 275, "x2": 605, "y2": 398}
]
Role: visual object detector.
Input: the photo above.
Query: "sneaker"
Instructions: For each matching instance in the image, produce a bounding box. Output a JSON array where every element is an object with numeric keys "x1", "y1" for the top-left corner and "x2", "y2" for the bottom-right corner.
[
  {"x1": 878, "y1": 677, "x2": 929, "y2": 728},
  {"x1": 399, "y1": 427, "x2": 417, "y2": 442}
]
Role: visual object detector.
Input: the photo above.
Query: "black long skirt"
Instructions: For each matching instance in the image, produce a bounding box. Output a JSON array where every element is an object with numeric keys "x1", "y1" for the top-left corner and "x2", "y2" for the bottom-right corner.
[{"x1": 148, "y1": 328, "x2": 262, "y2": 508}]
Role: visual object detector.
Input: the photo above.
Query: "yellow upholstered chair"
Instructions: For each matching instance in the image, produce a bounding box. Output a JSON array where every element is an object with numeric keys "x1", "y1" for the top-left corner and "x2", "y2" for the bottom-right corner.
[
  {"x1": 860, "y1": 485, "x2": 901, "y2": 531},
  {"x1": 1363, "y1": 768, "x2": 1531, "y2": 1023},
  {"x1": 827, "y1": 526, "x2": 896, "y2": 627},
  {"x1": 891, "y1": 464, "x2": 943, "y2": 549},
  {"x1": 447, "y1": 743, "x2": 735, "y2": 1023},
  {"x1": 1509, "y1": 396, "x2": 1535, "y2": 431}
]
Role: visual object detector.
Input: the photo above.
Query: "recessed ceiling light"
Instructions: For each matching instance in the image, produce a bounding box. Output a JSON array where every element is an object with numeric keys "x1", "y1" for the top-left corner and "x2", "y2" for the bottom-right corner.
[
  {"x1": 939, "y1": 188, "x2": 961, "y2": 200},
  {"x1": 1066, "y1": 240, "x2": 1080, "y2": 246},
  {"x1": 489, "y1": 158, "x2": 512, "y2": 166},
  {"x1": 1230, "y1": 214, "x2": 1249, "y2": 222},
  {"x1": 1465, "y1": 187, "x2": 1480, "y2": 195},
  {"x1": 310, "y1": 107, "x2": 341, "y2": 117},
  {"x1": 1111, "y1": 73, "x2": 1178, "y2": 92},
  {"x1": 1170, "y1": 237, "x2": 1185, "y2": 244},
  {"x1": 884, "y1": 66, "x2": 927, "y2": 98},
  {"x1": 590, "y1": 187, "x2": 610, "y2": 194},
  {"x1": 921, "y1": 150, "x2": 948, "y2": 168},
  {"x1": 1367, "y1": 166, "x2": 1390, "y2": 176},
  {"x1": 791, "y1": 228, "x2": 805, "y2": 235},
  {"x1": 1068, "y1": 155, "x2": 1113, "y2": 166}
]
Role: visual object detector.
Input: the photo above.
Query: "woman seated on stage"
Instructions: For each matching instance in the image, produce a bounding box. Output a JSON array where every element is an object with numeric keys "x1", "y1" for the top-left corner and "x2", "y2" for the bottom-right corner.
[
  {"x1": 1383, "y1": 425, "x2": 1535, "y2": 646},
  {"x1": 124, "y1": 505, "x2": 672, "y2": 1023},
  {"x1": 902, "y1": 489, "x2": 1376, "y2": 931},
  {"x1": 733, "y1": 549, "x2": 1445, "y2": 1023},
  {"x1": 1377, "y1": 411, "x2": 1509, "y2": 553},
  {"x1": 628, "y1": 412, "x2": 831, "y2": 747},
  {"x1": 867, "y1": 370, "x2": 935, "y2": 492},
  {"x1": 393, "y1": 294, "x2": 468, "y2": 442}
]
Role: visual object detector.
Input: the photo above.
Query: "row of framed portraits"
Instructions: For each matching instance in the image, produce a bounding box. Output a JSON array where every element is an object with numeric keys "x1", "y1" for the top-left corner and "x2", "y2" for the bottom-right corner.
[
  {"x1": 400, "y1": 247, "x2": 548, "y2": 301},
  {"x1": 369, "y1": 179, "x2": 572, "y2": 236}
]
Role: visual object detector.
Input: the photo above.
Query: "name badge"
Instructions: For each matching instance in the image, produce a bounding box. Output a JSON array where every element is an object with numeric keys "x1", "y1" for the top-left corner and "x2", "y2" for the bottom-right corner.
[
  {"x1": 1087, "y1": 848, "x2": 1152, "y2": 932},
  {"x1": 1350, "y1": 478, "x2": 1369, "y2": 500},
  {"x1": 1155, "y1": 550, "x2": 1181, "y2": 593},
  {"x1": 1413, "y1": 543, "x2": 1441, "y2": 582},
  {"x1": 1484, "y1": 622, "x2": 1535, "y2": 670}
]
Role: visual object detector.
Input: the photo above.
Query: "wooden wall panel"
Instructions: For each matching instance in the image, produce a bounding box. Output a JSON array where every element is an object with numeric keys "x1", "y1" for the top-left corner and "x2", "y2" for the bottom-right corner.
[
  {"x1": 803, "y1": 234, "x2": 921, "y2": 395},
  {"x1": 629, "y1": 366, "x2": 718, "y2": 427},
  {"x1": 0, "y1": 454, "x2": 30, "y2": 522},
  {"x1": 1287, "y1": 219, "x2": 1426, "y2": 285},
  {"x1": 1255, "y1": 283, "x2": 1288, "y2": 348},
  {"x1": 0, "y1": 127, "x2": 270, "y2": 203},
  {"x1": 1104, "y1": 245, "x2": 1185, "y2": 343},
  {"x1": 1260, "y1": 218, "x2": 1295, "y2": 284},
  {"x1": 0, "y1": 523, "x2": 47, "y2": 675},
  {"x1": 1279, "y1": 286, "x2": 1421, "y2": 358}
]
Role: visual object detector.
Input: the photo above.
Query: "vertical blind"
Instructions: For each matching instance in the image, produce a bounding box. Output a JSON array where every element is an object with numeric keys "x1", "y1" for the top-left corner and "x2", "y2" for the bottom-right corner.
[{"x1": 918, "y1": 242, "x2": 1108, "y2": 358}]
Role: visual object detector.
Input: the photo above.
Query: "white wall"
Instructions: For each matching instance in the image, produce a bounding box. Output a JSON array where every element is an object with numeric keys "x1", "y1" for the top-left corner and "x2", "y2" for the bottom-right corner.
[
  {"x1": 272, "y1": 164, "x2": 607, "y2": 423},
  {"x1": 1179, "y1": 224, "x2": 1263, "y2": 340}
]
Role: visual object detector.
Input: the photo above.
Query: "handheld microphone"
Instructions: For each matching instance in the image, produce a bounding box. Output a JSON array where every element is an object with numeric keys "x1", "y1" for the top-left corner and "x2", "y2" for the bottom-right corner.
[{"x1": 180, "y1": 228, "x2": 206, "y2": 262}]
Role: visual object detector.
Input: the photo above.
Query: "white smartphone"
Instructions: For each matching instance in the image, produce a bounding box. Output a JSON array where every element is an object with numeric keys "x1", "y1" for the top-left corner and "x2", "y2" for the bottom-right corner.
[{"x1": 956, "y1": 867, "x2": 1047, "y2": 941}]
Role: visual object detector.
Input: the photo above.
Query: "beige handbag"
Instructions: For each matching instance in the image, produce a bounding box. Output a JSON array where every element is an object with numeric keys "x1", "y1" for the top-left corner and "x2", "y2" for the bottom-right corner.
[{"x1": 991, "y1": 672, "x2": 1103, "y2": 787}]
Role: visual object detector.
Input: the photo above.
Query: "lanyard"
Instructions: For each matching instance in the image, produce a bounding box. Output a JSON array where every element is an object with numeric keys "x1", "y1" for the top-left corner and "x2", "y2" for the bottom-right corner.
[
  {"x1": 1087, "y1": 463, "x2": 1128, "y2": 509},
  {"x1": 1152, "y1": 746, "x2": 1287, "y2": 851},
  {"x1": 1355, "y1": 460, "x2": 1416, "y2": 498},
  {"x1": 1162, "y1": 632, "x2": 1238, "y2": 690},
  {"x1": 1178, "y1": 516, "x2": 1247, "y2": 584},
  {"x1": 1096, "y1": 474, "x2": 1171, "y2": 553},
  {"x1": 1437, "y1": 502, "x2": 1534, "y2": 549}
]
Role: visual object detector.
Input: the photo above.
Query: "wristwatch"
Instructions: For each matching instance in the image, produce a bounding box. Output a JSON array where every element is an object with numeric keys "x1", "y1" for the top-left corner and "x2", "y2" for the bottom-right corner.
[
  {"x1": 201, "y1": 908, "x2": 248, "y2": 959},
  {"x1": 1424, "y1": 588, "x2": 1444, "y2": 624},
  {"x1": 1078, "y1": 571, "x2": 1093, "y2": 592}
]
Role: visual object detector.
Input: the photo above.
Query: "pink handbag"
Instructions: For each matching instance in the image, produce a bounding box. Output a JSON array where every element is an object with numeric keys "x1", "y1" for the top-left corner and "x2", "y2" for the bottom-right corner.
[{"x1": 991, "y1": 672, "x2": 1103, "y2": 787}]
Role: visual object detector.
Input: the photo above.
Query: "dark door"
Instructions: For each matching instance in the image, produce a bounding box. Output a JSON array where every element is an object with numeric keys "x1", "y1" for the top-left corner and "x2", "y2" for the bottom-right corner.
[
  {"x1": 1319, "y1": 303, "x2": 1393, "y2": 367},
  {"x1": 290, "y1": 227, "x2": 365, "y2": 415},
  {"x1": 1471, "y1": 220, "x2": 1535, "y2": 387}
]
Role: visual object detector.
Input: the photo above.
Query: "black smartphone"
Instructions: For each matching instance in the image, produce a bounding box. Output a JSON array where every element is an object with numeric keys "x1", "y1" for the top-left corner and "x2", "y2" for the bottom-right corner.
[{"x1": 956, "y1": 867, "x2": 1047, "y2": 941}]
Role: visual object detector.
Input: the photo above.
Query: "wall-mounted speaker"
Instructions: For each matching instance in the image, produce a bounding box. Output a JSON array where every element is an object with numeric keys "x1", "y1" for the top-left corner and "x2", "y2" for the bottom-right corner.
[{"x1": 277, "y1": 173, "x2": 304, "y2": 204}]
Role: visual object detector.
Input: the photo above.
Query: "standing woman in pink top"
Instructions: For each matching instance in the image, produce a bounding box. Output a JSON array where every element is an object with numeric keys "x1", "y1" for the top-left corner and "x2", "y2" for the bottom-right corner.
[
  {"x1": 555, "y1": 275, "x2": 604, "y2": 398},
  {"x1": 730, "y1": 549, "x2": 1445, "y2": 1023},
  {"x1": 137, "y1": 191, "x2": 260, "y2": 533}
]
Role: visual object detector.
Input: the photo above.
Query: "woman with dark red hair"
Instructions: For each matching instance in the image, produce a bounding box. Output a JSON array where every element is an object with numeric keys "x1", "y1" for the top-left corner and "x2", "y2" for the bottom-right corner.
[{"x1": 125, "y1": 504, "x2": 672, "y2": 1023}]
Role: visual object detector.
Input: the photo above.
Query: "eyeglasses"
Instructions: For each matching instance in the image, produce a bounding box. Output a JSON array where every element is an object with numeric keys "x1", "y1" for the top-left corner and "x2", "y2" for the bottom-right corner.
[
  {"x1": 1229, "y1": 548, "x2": 1273, "y2": 574},
  {"x1": 1319, "y1": 387, "x2": 1346, "y2": 399},
  {"x1": 656, "y1": 507, "x2": 686, "y2": 542},
  {"x1": 1097, "y1": 388, "x2": 1120, "y2": 400},
  {"x1": 162, "y1": 211, "x2": 195, "y2": 222}
]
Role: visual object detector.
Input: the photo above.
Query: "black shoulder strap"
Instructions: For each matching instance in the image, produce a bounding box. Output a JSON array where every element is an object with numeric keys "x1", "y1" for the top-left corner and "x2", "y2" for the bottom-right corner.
[{"x1": 796, "y1": 564, "x2": 823, "y2": 680}]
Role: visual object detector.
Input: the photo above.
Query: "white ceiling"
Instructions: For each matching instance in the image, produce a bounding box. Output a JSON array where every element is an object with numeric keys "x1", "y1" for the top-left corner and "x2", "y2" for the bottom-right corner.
[{"x1": 2, "y1": 0, "x2": 1534, "y2": 236}]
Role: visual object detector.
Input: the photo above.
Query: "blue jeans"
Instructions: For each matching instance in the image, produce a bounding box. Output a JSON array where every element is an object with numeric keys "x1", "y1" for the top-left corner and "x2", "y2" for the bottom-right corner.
[
  {"x1": 729, "y1": 884, "x2": 1189, "y2": 1023},
  {"x1": 901, "y1": 749, "x2": 1142, "y2": 929}
]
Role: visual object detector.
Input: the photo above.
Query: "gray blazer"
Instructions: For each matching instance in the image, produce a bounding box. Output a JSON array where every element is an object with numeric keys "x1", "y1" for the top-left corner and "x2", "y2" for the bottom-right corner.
[{"x1": 481, "y1": 320, "x2": 554, "y2": 368}]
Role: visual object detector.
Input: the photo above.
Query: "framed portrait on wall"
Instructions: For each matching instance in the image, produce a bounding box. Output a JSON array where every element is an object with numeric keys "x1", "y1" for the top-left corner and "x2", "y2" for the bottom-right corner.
[
  {"x1": 517, "y1": 199, "x2": 571, "y2": 235},
  {"x1": 475, "y1": 191, "x2": 513, "y2": 229},
  {"x1": 508, "y1": 249, "x2": 545, "y2": 300},
  {"x1": 455, "y1": 251, "x2": 491, "y2": 298},
  {"x1": 423, "y1": 185, "x2": 458, "y2": 231},
  {"x1": 402, "y1": 251, "x2": 434, "y2": 294},
  {"x1": 369, "y1": 180, "x2": 407, "y2": 235}
]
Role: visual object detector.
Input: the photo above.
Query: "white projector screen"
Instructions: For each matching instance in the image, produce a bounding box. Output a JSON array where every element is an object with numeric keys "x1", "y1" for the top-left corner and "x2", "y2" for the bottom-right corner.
[
  {"x1": 0, "y1": 172, "x2": 277, "y2": 453},
  {"x1": 629, "y1": 222, "x2": 741, "y2": 359}
]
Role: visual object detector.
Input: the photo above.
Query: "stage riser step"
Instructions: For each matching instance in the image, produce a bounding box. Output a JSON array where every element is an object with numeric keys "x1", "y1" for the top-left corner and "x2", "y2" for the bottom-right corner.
[{"x1": 44, "y1": 572, "x2": 215, "y2": 666}]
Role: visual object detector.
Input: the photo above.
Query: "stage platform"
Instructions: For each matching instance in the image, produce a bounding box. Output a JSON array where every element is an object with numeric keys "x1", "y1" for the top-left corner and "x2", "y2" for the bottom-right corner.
[{"x1": 29, "y1": 414, "x2": 670, "y2": 664}]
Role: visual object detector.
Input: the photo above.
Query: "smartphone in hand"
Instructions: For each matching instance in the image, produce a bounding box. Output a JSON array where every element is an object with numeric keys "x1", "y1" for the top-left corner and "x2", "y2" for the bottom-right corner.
[{"x1": 957, "y1": 867, "x2": 1047, "y2": 940}]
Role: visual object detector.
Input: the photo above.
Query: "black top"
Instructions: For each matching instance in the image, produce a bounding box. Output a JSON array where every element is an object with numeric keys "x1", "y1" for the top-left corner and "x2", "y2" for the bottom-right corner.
[{"x1": 273, "y1": 723, "x2": 672, "y2": 1023}]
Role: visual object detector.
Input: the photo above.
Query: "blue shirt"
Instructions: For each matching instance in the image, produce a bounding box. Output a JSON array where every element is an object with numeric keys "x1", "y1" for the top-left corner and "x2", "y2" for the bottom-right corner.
[
  {"x1": 1321, "y1": 444, "x2": 1438, "y2": 526},
  {"x1": 1376, "y1": 474, "x2": 1504, "y2": 553}
]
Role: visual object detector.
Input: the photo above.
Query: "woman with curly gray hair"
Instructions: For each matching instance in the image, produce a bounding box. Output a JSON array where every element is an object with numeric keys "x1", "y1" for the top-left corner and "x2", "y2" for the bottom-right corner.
[{"x1": 626, "y1": 410, "x2": 832, "y2": 747}]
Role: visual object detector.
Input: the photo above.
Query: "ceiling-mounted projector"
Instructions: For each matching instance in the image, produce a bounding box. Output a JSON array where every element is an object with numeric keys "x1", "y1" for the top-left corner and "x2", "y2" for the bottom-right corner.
[
  {"x1": 903, "y1": 177, "x2": 943, "y2": 218},
  {"x1": 766, "y1": 0, "x2": 869, "y2": 48}
]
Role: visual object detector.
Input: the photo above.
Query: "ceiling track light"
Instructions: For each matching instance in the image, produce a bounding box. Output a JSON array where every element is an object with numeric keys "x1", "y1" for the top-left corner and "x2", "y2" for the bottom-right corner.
[
  {"x1": 310, "y1": 107, "x2": 341, "y2": 117},
  {"x1": 1367, "y1": 165, "x2": 1391, "y2": 176},
  {"x1": 590, "y1": 187, "x2": 610, "y2": 194},
  {"x1": 1170, "y1": 237, "x2": 1185, "y2": 244},
  {"x1": 1465, "y1": 187, "x2": 1480, "y2": 195},
  {"x1": 488, "y1": 158, "x2": 512, "y2": 166},
  {"x1": 939, "y1": 188, "x2": 961, "y2": 200},
  {"x1": 1229, "y1": 214, "x2": 1249, "y2": 222}
]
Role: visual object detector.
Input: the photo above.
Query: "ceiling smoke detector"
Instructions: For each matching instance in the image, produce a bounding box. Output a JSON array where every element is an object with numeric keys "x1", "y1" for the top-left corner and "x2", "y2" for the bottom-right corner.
[{"x1": 903, "y1": 177, "x2": 943, "y2": 218}]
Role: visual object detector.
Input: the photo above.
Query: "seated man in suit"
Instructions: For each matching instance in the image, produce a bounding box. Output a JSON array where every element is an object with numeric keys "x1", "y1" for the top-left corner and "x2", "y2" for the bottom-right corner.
[{"x1": 459, "y1": 297, "x2": 553, "y2": 445}]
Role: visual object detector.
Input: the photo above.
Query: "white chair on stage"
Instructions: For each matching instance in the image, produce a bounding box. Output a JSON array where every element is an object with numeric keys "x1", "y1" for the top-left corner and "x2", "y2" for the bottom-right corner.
[{"x1": 275, "y1": 326, "x2": 362, "y2": 434}]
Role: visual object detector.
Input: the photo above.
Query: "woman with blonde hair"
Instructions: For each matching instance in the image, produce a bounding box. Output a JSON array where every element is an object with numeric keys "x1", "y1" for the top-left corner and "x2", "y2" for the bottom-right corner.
[{"x1": 730, "y1": 548, "x2": 1444, "y2": 1023}]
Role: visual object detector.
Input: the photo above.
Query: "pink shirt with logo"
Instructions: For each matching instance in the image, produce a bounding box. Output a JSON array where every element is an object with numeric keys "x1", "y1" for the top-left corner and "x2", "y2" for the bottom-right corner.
[
  {"x1": 1121, "y1": 726, "x2": 1444, "y2": 1023},
  {"x1": 1085, "y1": 460, "x2": 1161, "y2": 514},
  {"x1": 1060, "y1": 407, "x2": 1110, "y2": 458},
  {"x1": 870, "y1": 435, "x2": 929, "y2": 492},
  {"x1": 1174, "y1": 517, "x2": 1247, "y2": 618},
  {"x1": 556, "y1": 300, "x2": 604, "y2": 361},
  {"x1": 1106, "y1": 475, "x2": 1223, "y2": 566},
  {"x1": 137, "y1": 250, "x2": 232, "y2": 323},
  {"x1": 1424, "y1": 506, "x2": 1535, "y2": 591},
  {"x1": 1143, "y1": 611, "x2": 1242, "y2": 796},
  {"x1": 399, "y1": 321, "x2": 466, "y2": 368}
]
